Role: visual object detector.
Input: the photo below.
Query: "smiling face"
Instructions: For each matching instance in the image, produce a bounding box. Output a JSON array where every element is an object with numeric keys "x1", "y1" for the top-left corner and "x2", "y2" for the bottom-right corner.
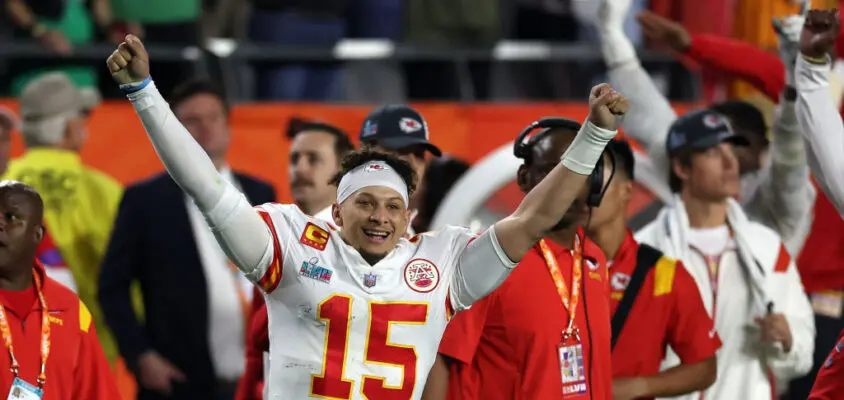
[{"x1": 332, "y1": 186, "x2": 411, "y2": 264}]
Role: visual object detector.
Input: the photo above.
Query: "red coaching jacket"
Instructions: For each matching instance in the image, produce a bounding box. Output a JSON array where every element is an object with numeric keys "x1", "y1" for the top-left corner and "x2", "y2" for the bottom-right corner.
[
  {"x1": 439, "y1": 232, "x2": 612, "y2": 400},
  {"x1": 0, "y1": 261, "x2": 119, "y2": 399},
  {"x1": 609, "y1": 230, "x2": 720, "y2": 388},
  {"x1": 809, "y1": 331, "x2": 844, "y2": 400},
  {"x1": 236, "y1": 289, "x2": 270, "y2": 400}
]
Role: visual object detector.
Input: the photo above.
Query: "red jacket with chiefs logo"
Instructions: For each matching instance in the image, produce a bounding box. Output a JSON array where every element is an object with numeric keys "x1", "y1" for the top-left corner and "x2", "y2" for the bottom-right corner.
[{"x1": 0, "y1": 262, "x2": 119, "y2": 399}]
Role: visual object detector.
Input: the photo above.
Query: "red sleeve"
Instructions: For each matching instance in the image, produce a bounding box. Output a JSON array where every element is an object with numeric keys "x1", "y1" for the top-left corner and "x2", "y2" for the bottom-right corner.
[
  {"x1": 437, "y1": 293, "x2": 493, "y2": 365},
  {"x1": 685, "y1": 34, "x2": 786, "y2": 101},
  {"x1": 666, "y1": 262, "x2": 721, "y2": 364},
  {"x1": 236, "y1": 305, "x2": 270, "y2": 400},
  {"x1": 73, "y1": 322, "x2": 123, "y2": 400},
  {"x1": 809, "y1": 333, "x2": 844, "y2": 400}
]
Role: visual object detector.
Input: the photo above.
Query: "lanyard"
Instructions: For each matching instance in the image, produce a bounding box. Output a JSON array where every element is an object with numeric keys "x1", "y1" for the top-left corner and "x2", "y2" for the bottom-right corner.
[
  {"x1": 538, "y1": 231, "x2": 584, "y2": 343},
  {"x1": 0, "y1": 271, "x2": 50, "y2": 389}
]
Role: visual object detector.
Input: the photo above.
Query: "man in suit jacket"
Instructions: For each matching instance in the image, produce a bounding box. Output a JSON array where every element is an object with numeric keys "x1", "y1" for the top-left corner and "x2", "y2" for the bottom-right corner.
[{"x1": 98, "y1": 80, "x2": 276, "y2": 400}]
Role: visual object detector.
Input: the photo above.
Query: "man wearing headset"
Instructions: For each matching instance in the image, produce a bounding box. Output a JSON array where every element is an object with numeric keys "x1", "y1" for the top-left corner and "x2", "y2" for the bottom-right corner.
[{"x1": 424, "y1": 118, "x2": 614, "y2": 400}]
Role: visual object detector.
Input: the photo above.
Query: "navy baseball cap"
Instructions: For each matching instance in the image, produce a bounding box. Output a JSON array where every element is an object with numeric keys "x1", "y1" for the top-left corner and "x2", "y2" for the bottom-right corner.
[
  {"x1": 666, "y1": 109, "x2": 750, "y2": 157},
  {"x1": 359, "y1": 105, "x2": 442, "y2": 157}
]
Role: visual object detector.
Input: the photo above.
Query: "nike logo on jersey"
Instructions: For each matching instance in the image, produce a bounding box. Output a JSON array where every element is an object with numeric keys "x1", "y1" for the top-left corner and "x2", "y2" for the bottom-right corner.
[
  {"x1": 301, "y1": 223, "x2": 330, "y2": 251},
  {"x1": 299, "y1": 257, "x2": 333, "y2": 284}
]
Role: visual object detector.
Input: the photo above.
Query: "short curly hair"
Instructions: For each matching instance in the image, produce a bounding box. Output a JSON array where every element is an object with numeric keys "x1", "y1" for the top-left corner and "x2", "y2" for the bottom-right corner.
[{"x1": 330, "y1": 150, "x2": 418, "y2": 198}]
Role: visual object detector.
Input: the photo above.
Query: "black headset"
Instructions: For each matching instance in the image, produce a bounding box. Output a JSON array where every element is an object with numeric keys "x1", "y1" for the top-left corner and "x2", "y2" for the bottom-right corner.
[{"x1": 513, "y1": 117, "x2": 615, "y2": 208}]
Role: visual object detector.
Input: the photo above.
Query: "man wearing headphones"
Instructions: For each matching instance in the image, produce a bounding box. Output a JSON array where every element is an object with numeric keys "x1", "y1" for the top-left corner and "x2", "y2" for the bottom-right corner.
[{"x1": 426, "y1": 118, "x2": 614, "y2": 400}]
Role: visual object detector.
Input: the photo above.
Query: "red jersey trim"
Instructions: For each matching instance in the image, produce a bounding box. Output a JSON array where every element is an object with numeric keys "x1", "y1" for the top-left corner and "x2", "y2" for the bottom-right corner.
[
  {"x1": 255, "y1": 207, "x2": 283, "y2": 293},
  {"x1": 773, "y1": 244, "x2": 790, "y2": 273},
  {"x1": 445, "y1": 291, "x2": 455, "y2": 321}
]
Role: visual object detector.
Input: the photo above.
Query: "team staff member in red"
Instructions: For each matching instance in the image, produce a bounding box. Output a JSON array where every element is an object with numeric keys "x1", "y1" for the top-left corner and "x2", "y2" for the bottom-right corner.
[
  {"x1": 0, "y1": 180, "x2": 119, "y2": 399},
  {"x1": 425, "y1": 96, "x2": 628, "y2": 399},
  {"x1": 809, "y1": 333, "x2": 844, "y2": 399},
  {"x1": 235, "y1": 302, "x2": 269, "y2": 400},
  {"x1": 586, "y1": 140, "x2": 720, "y2": 400}
]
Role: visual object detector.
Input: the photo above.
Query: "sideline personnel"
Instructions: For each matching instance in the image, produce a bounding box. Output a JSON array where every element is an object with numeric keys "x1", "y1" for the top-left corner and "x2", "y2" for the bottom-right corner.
[
  {"x1": 0, "y1": 180, "x2": 119, "y2": 399},
  {"x1": 587, "y1": 140, "x2": 720, "y2": 400},
  {"x1": 428, "y1": 116, "x2": 620, "y2": 400}
]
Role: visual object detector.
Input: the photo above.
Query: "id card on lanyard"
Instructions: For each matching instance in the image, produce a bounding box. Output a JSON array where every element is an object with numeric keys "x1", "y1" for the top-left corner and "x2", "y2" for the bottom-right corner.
[
  {"x1": 0, "y1": 272, "x2": 50, "y2": 400},
  {"x1": 538, "y1": 231, "x2": 587, "y2": 398}
]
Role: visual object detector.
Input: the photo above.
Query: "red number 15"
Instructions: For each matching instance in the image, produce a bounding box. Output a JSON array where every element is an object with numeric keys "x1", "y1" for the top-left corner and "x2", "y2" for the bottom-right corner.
[{"x1": 310, "y1": 294, "x2": 429, "y2": 399}]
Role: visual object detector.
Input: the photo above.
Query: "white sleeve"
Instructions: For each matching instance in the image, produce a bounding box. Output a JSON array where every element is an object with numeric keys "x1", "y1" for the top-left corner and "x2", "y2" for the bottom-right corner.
[
  {"x1": 795, "y1": 56, "x2": 844, "y2": 217},
  {"x1": 607, "y1": 63, "x2": 676, "y2": 205},
  {"x1": 450, "y1": 226, "x2": 517, "y2": 311},
  {"x1": 747, "y1": 97, "x2": 815, "y2": 255},
  {"x1": 766, "y1": 259, "x2": 815, "y2": 380},
  {"x1": 127, "y1": 82, "x2": 273, "y2": 276}
]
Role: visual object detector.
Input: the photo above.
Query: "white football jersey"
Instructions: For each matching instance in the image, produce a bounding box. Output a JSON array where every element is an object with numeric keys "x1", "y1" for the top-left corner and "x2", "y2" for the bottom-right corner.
[{"x1": 254, "y1": 203, "x2": 476, "y2": 400}]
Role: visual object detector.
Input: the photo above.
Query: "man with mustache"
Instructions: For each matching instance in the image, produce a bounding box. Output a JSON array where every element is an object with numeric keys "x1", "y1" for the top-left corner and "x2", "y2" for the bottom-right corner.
[{"x1": 288, "y1": 119, "x2": 354, "y2": 220}]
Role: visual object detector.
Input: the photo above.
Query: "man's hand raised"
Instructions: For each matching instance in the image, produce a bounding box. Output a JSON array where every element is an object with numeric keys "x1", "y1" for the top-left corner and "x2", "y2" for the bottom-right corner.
[
  {"x1": 588, "y1": 83, "x2": 628, "y2": 131},
  {"x1": 800, "y1": 8, "x2": 840, "y2": 61},
  {"x1": 106, "y1": 34, "x2": 150, "y2": 85},
  {"x1": 637, "y1": 11, "x2": 692, "y2": 52}
]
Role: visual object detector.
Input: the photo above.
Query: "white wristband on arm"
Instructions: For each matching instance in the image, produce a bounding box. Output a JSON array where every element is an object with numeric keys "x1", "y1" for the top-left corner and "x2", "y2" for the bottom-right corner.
[
  {"x1": 560, "y1": 120, "x2": 616, "y2": 175},
  {"x1": 600, "y1": 30, "x2": 638, "y2": 69}
]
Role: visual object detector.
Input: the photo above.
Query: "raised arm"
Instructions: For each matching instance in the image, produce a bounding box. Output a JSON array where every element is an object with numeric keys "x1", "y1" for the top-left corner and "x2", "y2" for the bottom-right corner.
[
  {"x1": 107, "y1": 35, "x2": 274, "y2": 279},
  {"x1": 594, "y1": 0, "x2": 675, "y2": 203},
  {"x1": 494, "y1": 85, "x2": 624, "y2": 261},
  {"x1": 795, "y1": 10, "x2": 844, "y2": 217}
]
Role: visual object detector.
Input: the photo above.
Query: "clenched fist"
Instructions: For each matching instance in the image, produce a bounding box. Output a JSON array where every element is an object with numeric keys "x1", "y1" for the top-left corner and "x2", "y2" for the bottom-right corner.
[
  {"x1": 587, "y1": 83, "x2": 628, "y2": 131},
  {"x1": 106, "y1": 34, "x2": 150, "y2": 85},
  {"x1": 800, "y1": 8, "x2": 840, "y2": 61}
]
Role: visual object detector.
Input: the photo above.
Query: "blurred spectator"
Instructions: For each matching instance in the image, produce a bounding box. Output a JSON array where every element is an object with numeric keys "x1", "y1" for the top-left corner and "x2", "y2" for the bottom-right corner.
[
  {"x1": 247, "y1": 0, "x2": 351, "y2": 100},
  {"x1": 357, "y1": 105, "x2": 442, "y2": 234},
  {"x1": 0, "y1": 106, "x2": 16, "y2": 175},
  {"x1": 286, "y1": 117, "x2": 353, "y2": 219},
  {"x1": 111, "y1": 0, "x2": 200, "y2": 97},
  {"x1": 4, "y1": 0, "x2": 114, "y2": 95},
  {"x1": 99, "y1": 79, "x2": 275, "y2": 400},
  {"x1": 403, "y1": 0, "x2": 500, "y2": 100},
  {"x1": 636, "y1": 110, "x2": 815, "y2": 399},
  {"x1": 411, "y1": 155, "x2": 469, "y2": 233},
  {"x1": 2, "y1": 72, "x2": 124, "y2": 362}
]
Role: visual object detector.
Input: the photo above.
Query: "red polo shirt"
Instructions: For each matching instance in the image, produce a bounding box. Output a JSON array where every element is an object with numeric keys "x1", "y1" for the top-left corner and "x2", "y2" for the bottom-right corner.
[
  {"x1": 0, "y1": 262, "x2": 119, "y2": 400},
  {"x1": 439, "y1": 233, "x2": 612, "y2": 400},
  {"x1": 809, "y1": 330, "x2": 844, "y2": 400},
  {"x1": 609, "y1": 230, "x2": 720, "y2": 385}
]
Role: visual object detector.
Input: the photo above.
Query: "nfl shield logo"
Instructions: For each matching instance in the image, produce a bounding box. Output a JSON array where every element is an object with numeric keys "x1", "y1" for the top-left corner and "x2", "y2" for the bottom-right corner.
[{"x1": 364, "y1": 273, "x2": 377, "y2": 288}]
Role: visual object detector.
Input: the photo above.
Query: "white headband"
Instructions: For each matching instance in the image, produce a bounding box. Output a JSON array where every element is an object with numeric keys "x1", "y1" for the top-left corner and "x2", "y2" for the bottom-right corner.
[{"x1": 337, "y1": 161, "x2": 409, "y2": 206}]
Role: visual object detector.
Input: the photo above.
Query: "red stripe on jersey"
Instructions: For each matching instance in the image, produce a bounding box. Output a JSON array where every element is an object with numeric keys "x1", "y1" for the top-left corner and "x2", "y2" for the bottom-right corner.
[
  {"x1": 445, "y1": 291, "x2": 455, "y2": 321},
  {"x1": 774, "y1": 244, "x2": 791, "y2": 273},
  {"x1": 255, "y1": 207, "x2": 283, "y2": 293}
]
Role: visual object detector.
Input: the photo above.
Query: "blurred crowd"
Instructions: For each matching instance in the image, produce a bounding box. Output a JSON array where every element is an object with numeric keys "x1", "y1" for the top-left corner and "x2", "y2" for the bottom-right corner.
[
  {"x1": 1, "y1": 0, "x2": 840, "y2": 102},
  {"x1": 2, "y1": 0, "x2": 844, "y2": 400}
]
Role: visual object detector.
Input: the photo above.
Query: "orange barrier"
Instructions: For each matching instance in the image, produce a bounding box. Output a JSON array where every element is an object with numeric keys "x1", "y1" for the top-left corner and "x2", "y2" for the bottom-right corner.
[{"x1": 0, "y1": 100, "x2": 702, "y2": 205}]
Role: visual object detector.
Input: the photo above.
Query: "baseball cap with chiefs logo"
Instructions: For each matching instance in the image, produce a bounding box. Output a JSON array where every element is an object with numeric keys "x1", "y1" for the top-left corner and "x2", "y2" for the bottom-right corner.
[
  {"x1": 666, "y1": 109, "x2": 750, "y2": 157},
  {"x1": 358, "y1": 104, "x2": 442, "y2": 157}
]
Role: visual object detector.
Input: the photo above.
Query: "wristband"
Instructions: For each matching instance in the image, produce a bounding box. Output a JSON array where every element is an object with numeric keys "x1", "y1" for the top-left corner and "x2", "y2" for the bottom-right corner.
[
  {"x1": 120, "y1": 76, "x2": 152, "y2": 94},
  {"x1": 560, "y1": 121, "x2": 615, "y2": 175},
  {"x1": 801, "y1": 53, "x2": 830, "y2": 65}
]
